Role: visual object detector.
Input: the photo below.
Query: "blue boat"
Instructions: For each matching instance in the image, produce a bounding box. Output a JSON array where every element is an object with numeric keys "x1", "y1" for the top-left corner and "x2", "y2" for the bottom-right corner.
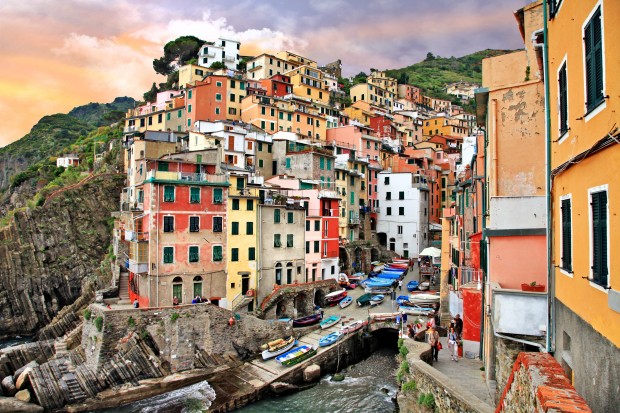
[
  {"x1": 377, "y1": 272, "x2": 401, "y2": 279},
  {"x1": 320, "y1": 315, "x2": 342, "y2": 329},
  {"x1": 384, "y1": 265, "x2": 407, "y2": 272},
  {"x1": 369, "y1": 294, "x2": 385, "y2": 306},
  {"x1": 407, "y1": 281, "x2": 419, "y2": 291},
  {"x1": 396, "y1": 295, "x2": 411, "y2": 305},
  {"x1": 319, "y1": 331, "x2": 343, "y2": 347},
  {"x1": 339, "y1": 296, "x2": 353, "y2": 309},
  {"x1": 364, "y1": 279, "x2": 394, "y2": 288}
]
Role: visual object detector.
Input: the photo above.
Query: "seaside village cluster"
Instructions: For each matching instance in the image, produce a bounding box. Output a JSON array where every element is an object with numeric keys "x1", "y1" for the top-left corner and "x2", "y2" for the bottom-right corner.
[{"x1": 117, "y1": 45, "x2": 475, "y2": 310}]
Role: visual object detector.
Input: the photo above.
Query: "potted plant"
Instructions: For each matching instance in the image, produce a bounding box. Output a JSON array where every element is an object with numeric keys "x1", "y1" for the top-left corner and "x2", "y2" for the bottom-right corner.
[{"x1": 521, "y1": 281, "x2": 546, "y2": 292}]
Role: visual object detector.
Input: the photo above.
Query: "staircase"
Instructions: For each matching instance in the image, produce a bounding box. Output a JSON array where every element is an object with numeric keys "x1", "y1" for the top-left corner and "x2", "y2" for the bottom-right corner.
[
  {"x1": 118, "y1": 272, "x2": 130, "y2": 303},
  {"x1": 232, "y1": 296, "x2": 254, "y2": 312}
]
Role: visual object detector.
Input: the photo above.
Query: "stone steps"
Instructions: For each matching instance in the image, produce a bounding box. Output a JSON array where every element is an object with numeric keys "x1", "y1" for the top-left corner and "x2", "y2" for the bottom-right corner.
[{"x1": 118, "y1": 272, "x2": 130, "y2": 300}]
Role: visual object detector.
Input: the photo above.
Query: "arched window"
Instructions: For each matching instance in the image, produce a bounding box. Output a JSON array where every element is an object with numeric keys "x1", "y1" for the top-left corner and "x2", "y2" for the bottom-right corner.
[
  {"x1": 275, "y1": 263, "x2": 282, "y2": 285},
  {"x1": 172, "y1": 277, "x2": 183, "y2": 304},
  {"x1": 193, "y1": 276, "x2": 203, "y2": 298},
  {"x1": 286, "y1": 262, "x2": 293, "y2": 284}
]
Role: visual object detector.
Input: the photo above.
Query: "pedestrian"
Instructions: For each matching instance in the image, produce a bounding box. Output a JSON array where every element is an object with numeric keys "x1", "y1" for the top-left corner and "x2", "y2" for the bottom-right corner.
[
  {"x1": 172, "y1": 296, "x2": 179, "y2": 306},
  {"x1": 448, "y1": 326, "x2": 459, "y2": 362},
  {"x1": 454, "y1": 314, "x2": 463, "y2": 338},
  {"x1": 398, "y1": 280, "x2": 402, "y2": 291},
  {"x1": 133, "y1": 299, "x2": 139, "y2": 308},
  {"x1": 417, "y1": 256, "x2": 421, "y2": 267},
  {"x1": 407, "y1": 324, "x2": 415, "y2": 338},
  {"x1": 428, "y1": 325, "x2": 440, "y2": 362},
  {"x1": 402, "y1": 313, "x2": 408, "y2": 325},
  {"x1": 426, "y1": 313, "x2": 436, "y2": 329}
]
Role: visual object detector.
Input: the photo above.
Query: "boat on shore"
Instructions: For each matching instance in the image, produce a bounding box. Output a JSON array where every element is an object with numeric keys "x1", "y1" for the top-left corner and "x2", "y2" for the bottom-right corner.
[
  {"x1": 399, "y1": 305, "x2": 434, "y2": 316},
  {"x1": 407, "y1": 280, "x2": 419, "y2": 291},
  {"x1": 318, "y1": 331, "x2": 343, "y2": 347},
  {"x1": 340, "y1": 320, "x2": 367, "y2": 334},
  {"x1": 348, "y1": 272, "x2": 364, "y2": 282},
  {"x1": 370, "y1": 312, "x2": 402, "y2": 322},
  {"x1": 369, "y1": 294, "x2": 385, "y2": 306},
  {"x1": 364, "y1": 286, "x2": 392, "y2": 294},
  {"x1": 417, "y1": 281, "x2": 430, "y2": 291},
  {"x1": 356, "y1": 293, "x2": 373, "y2": 307},
  {"x1": 292, "y1": 313, "x2": 323, "y2": 327},
  {"x1": 339, "y1": 296, "x2": 353, "y2": 308},
  {"x1": 261, "y1": 336, "x2": 297, "y2": 360},
  {"x1": 320, "y1": 315, "x2": 342, "y2": 329},
  {"x1": 408, "y1": 293, "x2": 440, "y2": 305},
  {"x1": 325, "y1": 289, "x2": 347, "y2": 305},
  {"x1": 275, "y1": 345, "x2": 318, "y2": 366}
]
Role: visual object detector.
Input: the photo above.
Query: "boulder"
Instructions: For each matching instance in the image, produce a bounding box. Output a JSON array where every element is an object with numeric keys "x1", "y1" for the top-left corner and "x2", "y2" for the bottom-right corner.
[
  {"x1": 0, "y1": 396, "x2": 43, "y2": 412},
  {"x1": 303, "y1": 364, "x2": 321, "y2": 382},
  {"x1": 1, "y1": 376, "x2": 16, "y2": 397},
  {"x1": 270, "y1": 381, "x2": 298, "y2": 394},
  {"x1": 15, "y1": 368, "x2": 32, "y2": 390},
  {"x1": 13, "y1": 361, "x2": 38, "y2": 384},
  {"x1": 15, "y1": 389, "x2": 31, "y2": 403}
]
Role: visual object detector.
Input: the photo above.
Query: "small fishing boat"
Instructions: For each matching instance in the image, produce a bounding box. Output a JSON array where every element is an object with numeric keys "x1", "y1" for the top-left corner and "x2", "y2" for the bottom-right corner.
[
  {"x1": 292, "y1": 313, "x2": 323, "y2": 327},
  {"x1": 408, "y1": 293, "x2": 440, "y2": 305},
  {"x1": 340, "y1": 320, "x2": 367, "y2": 334},
  {"x1": 370, "y1": 294, "x2": 385, "y2": 306},
  {"x1": 276, "y1": 345, "x2": 318, "y2": 366},
  {"x1": 417, "y1": 281, "x2": 430, "y2": 291},
  {"x1": 319, "y1": 331, "x2": 343, "y2": 347},
  {"x1": 407, "y1": 280, "x2": 419, "y2": 291},
  {"x1": 385, "y1": 264, "x2": 408, "y2": 270},
  {"x1": 356, "y1": 293, "x2": 373, "y2": 307},
  {"x1": 364, "y1": 286, "x2": 392, "y2": 294},
  {"x1": 392, "y1": 259, "x2": 410, "y2": 264},
  {"x1": 387, "y1": 262, "x2": 409, "y2": 269},
  {"x1": 261, "y1": 336, "x2": 297, "y2": 360},
  {"x1": 348, "y1": 272, "x2": 364, "y2": 282},
  {"x1": 370, "y1": 312, "x2": 402, "y2": 322},
  {"x1": 399, "y1": 305, "x2": 434, "y2": 316},
  {"x1": 325, "y1": 289, "x2": 347, "y2": 305},
  {"x1": 376, "y1": 271, "x2": 401, "y2": 280},
  {"x1": 370, "y1": 261, "x2": 385, "y2": 272},
  {"x1": 339, "y1": 296, "x2": 353, "y2": 309},
  {"x1": 320, "y1": 315, "x2": 342, "y2": 329},
  {"x1": 364, "y1": 278, "x2": 395, "y2": 288}
]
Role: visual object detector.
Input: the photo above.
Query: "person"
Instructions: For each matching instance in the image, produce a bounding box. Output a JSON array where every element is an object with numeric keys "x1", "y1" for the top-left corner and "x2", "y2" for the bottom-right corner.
[
  {"x1": 426, "y1": 313, "x2": 436, "y2": 329},
  {"x1": 402, "y1": 312, "x2": 408, "y2": 325},
  {"x1": 133, "y1": 299, "x2": 139, "y2": 309},
  {"x1": 428, "y1": 325, "x2": 440, "y2": 361},
  {"x1": 454, "y1": 314, "x2": 463, "y2": 338},
  {"x1": 172, "y1": 296, "x2": 179, "y2": 306},
  {"x1": 417, "y1": 256, "x2": 421, "y2": 267},
  {"x1": 448, "y1": 326, "x2": 459, "y2": 362},
  {"x1": 398, "y1": 280, "x2": 403, "y2": 291},
  {"x1": 407, "y1": 323, "x2": 415, "y2": 338}
]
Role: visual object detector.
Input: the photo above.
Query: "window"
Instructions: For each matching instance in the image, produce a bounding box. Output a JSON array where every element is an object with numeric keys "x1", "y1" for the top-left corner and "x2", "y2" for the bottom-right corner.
[
  {"x1": 231, "y1": 248, "x2": 239, "y2": 262},
  {"x1": 320, "y1": 157, "x2": 325, "y2": 170},
  {"x1": 560, "y1": 197, "x2": 572, "y2": 272},
  {"x1": 285, "y1": 158, "x2": 291, "y2": 168},
  {"x1": 387, "y1": 207, "x2": 392, "y2": 216},
  {"x1": 190, "y1": 187, "x2": 200, "y2": 203},
  {"x1": 187, "y1": 118, "x2": 192, "y2": 127},
  {"x1": 258, "y1": 159, "x2": 264, "y2": 168},
  {"x1": 323, "y1": 241, "x2": 327, "y2": 257},
  {"x1": 231, "y1": 222, "x2": 239, "y2": 235},
  {"x1": 327, "y1": 159, "x2": 331, "y2": 170},
  {"x1": 215, "y1": 107, "x2": 220, "y2": 115},
  {"x1": 314, "y1": 241, "x2": 320, "y2": 253},
  {"x1": 287, "y1": 212, "x2": 294, "y2": 223},
  {"x1": 213, "y1": 188, "x2": 223, "y2": 203},
  {"x1": 314, "y1": 220, "x2": 320, "y2": 231},
  {"x1": 216, "y1": 81, "x2": 222, "y2": 87},
  {"x1": 189, "y1": 216, "x2": 200, "y2": 232},
  {"x1": 384, "y1": 176, "x2": 390, "y2": 185},
  {"x1": 172, "y1": 277, "x2": 182, "y2": 303},
  {"x1": 188, "y1": 104, "x2": 192, "y2": 113},
  {"x1": 248, "y1": 247, "x2": 256, "y2": 261},
  {"x1": 230, "y1": 93, "x2": 235, "y2": 102},
  {"x1": 237, "y1": 177, "x2": 245, "y2": 189},
  {"x1": 350, "y1": 192, "x2": 354, "y2": 205},
  {"x1": 177, "y1": 110, "x2": 182, "y2": 118},
  {"x1": 246, "y1": 222, "x2": 253, "y2": 235},
  {"x1": 166, "y1": 112, "x2": 171, "y2": 121},
  {"x1": 193, "y1": 276, "x2": 202, "y2": 298},
  {"x1": 188, "y1": 90, "x2": 192, "y2": 99},
  {"x1": 215, "y1": 93, "x2": 222, "y2": 101},
  {"x1": 386, "y1": 192, "x2": 391, "y2": 200},
  {"x1": 558, "y1": 62, "x2": 568, "y2": 135},
  {"x1": 287, "y1": 234, "x2": 294, "y2": 247},
  {"x1": 398, "y1": 225, "x2": 403, "y2": 234},
  {"x1": 158, "y1": 162, "x2": 169, "y2": 172},
  {"x1": 584, "y1": 6, "x2": 604, "y2": 112},
  {"x1": 306, "y1": 240, "x2": 311, "y2": 254},
  {"x1": 591, "y1": 189, "x2": 607, "y2": 286},
  {"x1": 163, "y1": 216, "x2": 174, "y2": 232},
  {"x1": 274, "y1": 209, "x2": 281, "y2": 223},
  {"x1": 247, "y1": 199, "x2": 254, "y2": 210},
  {"x1": 189, "y1": 246, "x2": 199, "y2": 263},
  {"x1": 399, "y1": 191, "x2": 405, "y2": 200},
  {"x1": 306, "y1": 220, "x2": 310, "y2": 231},
  {"x1": 213, "y1": 217, "x2": 223, "y2": 232},
  {"x1": 274, "y1": 234, "x2": 281, "y2": 248},
  {"x1": 399, "y1": 207, "x2": 404, "y2": 215},
  {"x1": 164, "y1": 185, "x2": 174, "y2": 202},
  {"x1": 137, "y1": 190, "x2": 144, "y2": 203},
  {"x1": 213, "y1": 245, "x2": 223, "y2": 261},
  {"x1": 163, "y1": 247, "x2": 174, "y2": 264}
]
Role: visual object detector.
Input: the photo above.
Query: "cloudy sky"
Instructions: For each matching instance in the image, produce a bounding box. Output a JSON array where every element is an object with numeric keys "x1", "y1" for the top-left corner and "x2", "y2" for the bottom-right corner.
[{"x1": 0, "y1": 0, "x2": 530, "y2": 147}]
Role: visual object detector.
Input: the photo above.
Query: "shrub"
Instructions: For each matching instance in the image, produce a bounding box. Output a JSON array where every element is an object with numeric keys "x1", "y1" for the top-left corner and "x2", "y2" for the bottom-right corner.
[
  {"x1": 402, "y1": 381, "x2": 417, "y2": 393},
  {"x1": 397, "y1": 338, "x2": 404, "y2": 348},
  {"x1": 171, "y1": 312, "x2": 180, "y2": 322},
  {"x1": 421, "y1": 393, "x2": 435, "y2": 408},
  {"x1": 400, "y1": 360, "x2": 410, "y2": 374},
  {"x1": 127, "y1": 316, "x2": 136, "y2": 328},
  {"x1": 399, "y1": 345, "x2": 409, "y2": 357},
  {"x1": 94, "y1": 316, "x2": 104, "y2": 332},
  {"x1": 83, "y1": 309, "x2": 92, "y2": 321}
]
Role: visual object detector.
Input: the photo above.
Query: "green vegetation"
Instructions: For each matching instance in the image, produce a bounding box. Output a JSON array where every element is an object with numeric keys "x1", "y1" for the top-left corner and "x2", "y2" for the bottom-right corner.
[
  {"x1": 402, "y1": 380, "x2": 417, "y2": 393},
  {"x1": 152, "y1": 36, "x2": 206, "y2": 76},
  {"x1": 83, "y1": 309, "x2": 92, "y2": 321},
  {"x1": 400, "y1": 360, "x2": 410, "y2": 374},
  {"x1": 417, "y1": 393, "x2": 435, "y2": 408},
  {"x1": 67, "y1": 97, "x2": 134, "y2": 127},
  {"x1": 94, "y1": 316, "x2": 104, "y2": 332},
  {"x1": 399, "y1": 344, "x2": 409, "y2": 357},
  {"x1": 171, "y1": 312, "x2": 180, "y2": 322},
  {"x1": 127, "y1": 316, "x2": 136, "y2": 328}
]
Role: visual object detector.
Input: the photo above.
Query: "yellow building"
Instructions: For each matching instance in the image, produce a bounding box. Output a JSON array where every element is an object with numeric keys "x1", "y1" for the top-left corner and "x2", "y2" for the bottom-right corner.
[
  {"x1": 422, "y1": 115, "x2": 469, "y2": 138},
  {"x1": 178, "y1": 64, "x2": 209, "y2": 87},
  {"x1": 547, "y1": 1, "x2": 620, "y2": 411},
  {"x1": 286, "y1": 65, "x2": 330, "y2": 105},
  {"x1": 367, "y1": 70, "x2": 397, "y2": 96},
  {"x1": 226, "y1": 174, "x2": 260, "y2": 311},
  {"x1": 350, "y1": 71, "x2": 397, "y2": 111}
]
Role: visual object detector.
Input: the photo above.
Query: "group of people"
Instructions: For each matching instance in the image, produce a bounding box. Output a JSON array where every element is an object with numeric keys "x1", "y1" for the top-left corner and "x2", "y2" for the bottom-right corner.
[
  {"x1": 170, "y1": 296, "x2": 211, "y2": 305},
  {"x1": 426, "y1": 313, "x2": 463, "y2": 362}
]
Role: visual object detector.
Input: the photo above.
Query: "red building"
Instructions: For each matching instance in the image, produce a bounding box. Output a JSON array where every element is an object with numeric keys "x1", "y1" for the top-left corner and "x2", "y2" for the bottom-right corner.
[{"x1": 260, "y1": 74, "x2": 292, "y2": 97}]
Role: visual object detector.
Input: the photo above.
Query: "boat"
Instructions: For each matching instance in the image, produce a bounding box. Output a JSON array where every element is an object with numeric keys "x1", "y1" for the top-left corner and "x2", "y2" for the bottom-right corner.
[
  {"x1": 370, "y1": 261, "x2": 385, "y2": 272},
  {"x1": 344, "y1": 282, "x2": 357, "y2": 290},
  {"x1": 371, "y1": 312, "x2": 402, "y2": 322},
  {"x1": 363, "y1": 278, "x2": 395, "y2": 288},
  {"x1": 417, "y1": 281, "x2": 430, "y2": 291},
  {"x1": 318, "y1": 331, "x2": 343, "y2": 347},
  {"x1": 375, "y1": 271, "x2": 401, "y2": 280},
  {"x1": 369, "y1": 294, "x2": 385, "y2": 306},
  {"x1": 348, "y1": 272, "x2": 364, "y2": 281},
  {"x1": 397, "y1": 295, "x2": 413, "y2": 305},
  {"x1": 408, "y1": 293, "x2": 440, "y2": 305},
  {"x1": 392, "y1": 259, "x2": 410, "y2": 264},
  {"x1": 407, "y1": 281, "x2": 419, "y2": 291},
  {"x1": 320, "y1": 315, "x2": 342, "y2": 329},
  {"x1": 356, "y1": 293, "x2": 373, "y2": 307},
  {"x1": 340, "y1": 320, "x2": 367, "y2": 334},
  {"x1": 339, "y1": 296, "x2": 353, "y2": 309},
  {"x1": 364, "y1": 286, "x2": 392, "y2": 294},
  {"x1": 275, "y1": 345, "x2": 318, "y2": 366},
  {"x1": 292, "y1": 313, "x2": 323, "y2": 327},
  {"x1": 385, "y1": 263, "x2": 408, "y2": 269},
  {"x1": 325, "y1": 289, "x2": 347, "y2": 305},
  {"x1": 399, "y1": 305, "x2": 435, "y2": 316},
  {"x1": 261, "y1": 336, "x2": 297, "y2": 360}
]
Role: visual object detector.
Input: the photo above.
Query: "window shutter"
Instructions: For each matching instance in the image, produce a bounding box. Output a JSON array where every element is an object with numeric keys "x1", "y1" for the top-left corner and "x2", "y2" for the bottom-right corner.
[
  {"x1": 591, "y1": 191, "x2": 607, "y2": 285},
  {"x1": 561, "y1": 199, "x2": 571, "y2": 271},
  {"x1": 213, "y1": 188, "x2": 223, "y2": 203},
  {"x1": 213, "y1": 246, "x2": 222, "y2": 261},
  {"x1": 274, "y1": 209, "x2": 281, "y2": 223},
  {"x1": 559, "y1": 64, "x2": 568, "y2": 134},
  {"x1": 232, "y1": 222, "x2": 239, "y2": 235},
  {"x1": 189, "y1": 246, "x2": 199, "y2": 262}
]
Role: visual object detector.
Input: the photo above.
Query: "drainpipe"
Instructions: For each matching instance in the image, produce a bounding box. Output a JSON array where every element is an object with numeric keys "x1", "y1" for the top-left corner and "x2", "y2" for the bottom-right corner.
[
  {"x1": 491, "y1": 99, "x2": 498, "y2": 197},
  {"x1": 542, "y1": 1, "x2": 555, "y2": 353},
  {"x1": 479, "y1": 127, "x2": 488, "y2": 360}
]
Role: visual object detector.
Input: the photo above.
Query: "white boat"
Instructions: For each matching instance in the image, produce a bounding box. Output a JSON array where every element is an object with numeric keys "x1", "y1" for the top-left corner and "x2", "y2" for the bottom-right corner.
[
  {"x1": 261, "y1": 337, "x2": 297, "y2": 360},
  {"x1": 369, "y1": 294, "x2": 385, "y2": 306},
  {"x1": 399, "y1": 305, "x2": 434, "y2": 316},
  {"x1": 340, "y1": 320, "x2": 367, "y2": 334},
  {"x1": 417, "y1": 281, "x2": 430, "y2": 291},
  {"x1": 408, "y1": 293, "x2": 440, "y2": 305},
  {"x1": 364, "y1": 286, "x2": 392, "y2": 294},
  {"x1": 339, "y1": 296, "x2": 353, "y2": 309}
]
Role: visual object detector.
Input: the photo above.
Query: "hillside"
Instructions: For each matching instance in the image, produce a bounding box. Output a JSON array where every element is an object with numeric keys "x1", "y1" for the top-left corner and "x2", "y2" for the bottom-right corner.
[
  {"x1": 386, "y1": 49, "x2": 517, "y2": 109},
  {"x1": 68, "y1": 96, "x2": 135, "y2": 127}
]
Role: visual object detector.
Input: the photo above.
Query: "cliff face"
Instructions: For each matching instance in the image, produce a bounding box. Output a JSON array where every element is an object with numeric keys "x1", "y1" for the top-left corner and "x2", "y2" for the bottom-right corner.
[{"x1": 0, "y1": 174, "x2": 125, "y2": 338}]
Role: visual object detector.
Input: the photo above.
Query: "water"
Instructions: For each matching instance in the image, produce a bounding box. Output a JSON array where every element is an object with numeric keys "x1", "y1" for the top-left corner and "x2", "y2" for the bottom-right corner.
[
  {"x1": 0, "y1": 336, "x2": 33, "y2": 350},
  {"x1": 239, "y1": 347, "x2": 399, "y2": 413}
]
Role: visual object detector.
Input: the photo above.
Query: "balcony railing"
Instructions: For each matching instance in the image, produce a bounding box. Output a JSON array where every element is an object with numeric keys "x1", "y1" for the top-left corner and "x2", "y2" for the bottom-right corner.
[
  {"x1": 348, "y1": 217, "x2": 360, "y2": 226},
  {"x1": 124, "y1": 125, "x2": 138, "y2": 134},
  {"x1": 125, "y1": 230, "x2": 149, "y2": 242},
  {"x1": 459, "y1": 267, "x2": 482, "y2": 287},
  {"x1": 146, "y1": 170, "x2": 228, "y2": 184}
]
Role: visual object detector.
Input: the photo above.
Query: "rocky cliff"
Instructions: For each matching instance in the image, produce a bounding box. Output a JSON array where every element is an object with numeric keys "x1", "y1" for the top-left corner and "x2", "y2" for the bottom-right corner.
[{"x1": 0, "y1": 173, "x2": 125, "y2": 338}]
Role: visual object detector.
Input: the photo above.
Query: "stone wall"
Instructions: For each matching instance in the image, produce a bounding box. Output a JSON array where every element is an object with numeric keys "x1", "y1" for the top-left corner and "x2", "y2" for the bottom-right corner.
[
  {"x1": 495, "y1": 352, "x2": 591, "y2": 413},
  {"x1": 398, "y1": 339, "x2": 494, "y2": 413},
  {"x1": 494, "y1": 337, "x2": 533, "y2": 401},
  {"x1": 258, "y1": 279, "x2": 339, "y2": 319}
]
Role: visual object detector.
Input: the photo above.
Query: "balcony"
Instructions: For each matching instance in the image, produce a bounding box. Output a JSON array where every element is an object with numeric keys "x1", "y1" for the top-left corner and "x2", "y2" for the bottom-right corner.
[
  {"x1": 348, "y1": 217, "x2": 360, "y2": 226},
  {"x1": 318, "y1": 189, "x2": 339, "y2": 199},
  {"x1": 146, "y1": 170, "x2": 228, "y2": 184},
  {"x1": 124, "y1": 125, "x2": 138, "y2": 134},
  {"x1": 128, "y1": 259, "x2": 148, "y2": 274},
  {"x1": 492, "y1": 288, "x2": 547, "y2": 337},
  {"x1": 224, "y1": 56, "x2": 236, "y2": 63},
  {"x1": 124, "y1": 230, "x2": 149, "y2": 242}
]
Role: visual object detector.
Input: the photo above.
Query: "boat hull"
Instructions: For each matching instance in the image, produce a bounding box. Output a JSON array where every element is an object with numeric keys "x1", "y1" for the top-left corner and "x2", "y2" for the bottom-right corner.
[
  {"x1": 261, "y1": 338, "x2": 297, "y2": 360},
  {"x1": 276, "y1": 345, "x2": 318, "y2": 366},
  {"x1": 319, "y1": 331, "x2": 343, "y2": 347},
  {"x1": 320, "y1": 315, "x2": 342, "y2": 329},
  {"x1": 292, "y1": 313, "x2": 323, "y2": 327},
  {"x1": 339, "y1": 296, "x2": 353, "y2": 308},
  {"x1": 340, "y1": 320, "x2": 367, "y2": 334}
]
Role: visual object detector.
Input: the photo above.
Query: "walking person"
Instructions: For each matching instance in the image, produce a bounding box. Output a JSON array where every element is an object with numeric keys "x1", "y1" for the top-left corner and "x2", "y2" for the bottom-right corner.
[
  {"x1": 454, "y1": 314, "x2": 463, "y2": 339},
  {"x1": 428, "y1": 325, "x2": 440, "y2": 362},
  {"x1": 398, "y1": 280, "x2": 402, "y2": 291},
  {"x1": 448, "y1": 326, "x2": 459, "y2": 362}
]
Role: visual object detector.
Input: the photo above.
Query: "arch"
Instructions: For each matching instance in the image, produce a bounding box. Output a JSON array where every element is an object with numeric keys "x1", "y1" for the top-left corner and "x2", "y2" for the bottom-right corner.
[
  {"x1": 172, "y1": 277, "x2": 183, "y2": 304},
  {"x1": 286, "y1": 262, "x2": 293, "y2": 284},
  {"x1": 275, "y1": 262, "x2": 282, "y2": 285},
  {"x1": 370, "y1": 217, "x2": 377, "y2": 231},
  {"x1": 314, "y1": 289, "x2": 326, "y2": 308},
  {"x1": 294, "y1": 293, "x2": 307, "y2": 315},
  {"x1": 371, "y1": 247, "x2": 380, "y2": 262},
  {"x1": 389, "y1": 237, "x2": 396, "y2": 252},
  {"x1": 377, "y1": 232, "x2": 387, "y2": 247},
  {"x1": 353, "y1": 247, "x2": 362, "y2": 271},
  {"x1": 339, "y1": 247, "x2": 350, "y2": 271},
  {"x1": 192, "y1": 276, "x2": 203, "y2": 298},
  {"x1": 275, "y1": 300, "x2": 286, "y2": 318}
]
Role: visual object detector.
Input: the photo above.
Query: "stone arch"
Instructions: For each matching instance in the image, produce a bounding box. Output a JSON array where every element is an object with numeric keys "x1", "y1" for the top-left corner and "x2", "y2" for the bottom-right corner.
[
  {"x1": 275, "y1": 262, "x2": 282, "y2": 285},
  {"x1": 377, "y1": 232, "x2": 387, "y2": 247},
  {"x1": 172, "y1": 276, "x2": 183, "y2": 304},
  {"x1": 275, "y1": 300, "x2": 286, "y2": 318},
  {"x1": 353, "y1": 247, "x2": 362, "y2": 272},
  {"x1": 192, "y1": 276, "x2": 203, "y2": 299},
  {"x1": 294, "y1": 292, "x2": 307, "y2": 316},
  {"x1": 314, "y1": 289, "x2": 326, "y2": 308},
  {"x1": 286, "y1": 262, "x2": 293, "y2": 284},
  {"x1": 339, "y1": 247, "x2": 350, "y2": 271},
  {"x1": 371, "y1": 247, "x2": 380, "y2": 262}
]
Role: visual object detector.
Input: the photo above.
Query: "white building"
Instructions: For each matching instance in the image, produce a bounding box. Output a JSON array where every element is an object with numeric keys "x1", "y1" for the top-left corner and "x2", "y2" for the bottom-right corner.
[
  {"x1": 198, "y1": 38, "x2": 240, "y2": 70},
  {"x1": 56, "y1": 155, "x2": 79, "y2": 168},
  {"x1": 376, "y1": 171, "x2": 430, "y2": 259}
]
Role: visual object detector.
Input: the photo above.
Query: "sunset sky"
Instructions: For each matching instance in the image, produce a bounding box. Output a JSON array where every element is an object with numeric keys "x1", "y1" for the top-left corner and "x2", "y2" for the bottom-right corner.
[{"x1": 0, "y1": 0, "x2": 530, "y2": 148}]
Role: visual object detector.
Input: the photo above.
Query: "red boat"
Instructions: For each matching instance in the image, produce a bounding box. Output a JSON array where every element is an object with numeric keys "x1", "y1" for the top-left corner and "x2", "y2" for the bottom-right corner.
[
  {"x1": 325, "y1": 289, "x2": 348, "y2": 305},
  {"x1": 292, "y1": 313, "x2": 323, "y2": 327},
  {"x1": 387, "y1": 262, "x2": 409, "y2": 269}
]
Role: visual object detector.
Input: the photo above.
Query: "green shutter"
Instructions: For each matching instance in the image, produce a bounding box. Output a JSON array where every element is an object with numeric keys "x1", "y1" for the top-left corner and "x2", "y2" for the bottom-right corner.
[
  {"x1": 164, "y1": 186, "x2": 175, "y2": 202},
  {"x1": 314, "y1": 241, "x2": 319, "y2": 253},
  {"x1": 232, "y1": 222, "x2": 239, "y2": 235},
  {"x1": 350, "y1": 192, "x2": 354, "y2": 205},
  {"x1": 246, "y1": 222, "x2": 253, "y2": 235},
  {"x1": 314, "y1": 220, "x2": 320, "y2": 231},
  {"x1": 306, "y1": 242, "x2": 310, "y2": 253},
  {"x1": 213, "y1": 246, "x2": 223, "y2": 261},
  {"x1": 158, "y1": 162, "x2": 169, "y2": 172},
  {"x1": 213, "y1": 188, "x2": 223, "y2": 203},
  {"x1": 232, "y1": 199, "x2": 239, "y2": 210},
  {"x1": 320, "y1": 157, "x2": 325, "y2": 170},
  {"x1": 287, "y1": 234, "x2": 294, "y2": 247},
  {"x1": 247, "y1": 200, "x2": 253, "y2": 210},
  {"x1": 561, "y1": 199, "x2": 572, "y2": 272},
  {"x1": 248, "y1": 247, "x2": 255, "y2": 260},
  {"x1": 274, "y1": 209, "x2": 281, "y2": 223},
  {"x1": 591, "y1": 191, "x2": 607, "y2": 285},
  {"x1": 286, "y1": 158, "x2": 291, "y2": 168},
  {"x1": 190, "y1": 187, "x2": 200, "y2": 203},
  {"x1": 163, "y1": 247, "x2": 174, "y2": 263},
  {"x1": 193, "y1": 282, "x2": 202, "y2": 297},
  {"x1": 189, "y1": 246, "x2": 199, "y2": 262},
  {"x1": 585, "y1": 8, "x2": 604, "y2": 111},
  {"x1": 237, "y1": 177, "x2": 245, "y2": 189},
  {"x1": 274, "y1": 234, "x2": 281, "y2": 247},
  {"x1": 231, "y1": 248, "x2": 239, "y2": 262},
  {"x1": 287, "y1": 212, "x2": 293, "y2": 223},
  {"x1": 327, "y1": 159, "x2": 331, "y2": 170}
]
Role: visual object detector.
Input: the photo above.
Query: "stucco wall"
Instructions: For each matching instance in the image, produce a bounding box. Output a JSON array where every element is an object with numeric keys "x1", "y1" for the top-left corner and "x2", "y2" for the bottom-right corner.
[{"x1": 488, "y1": 235, "x2": 546, "y2": 290}]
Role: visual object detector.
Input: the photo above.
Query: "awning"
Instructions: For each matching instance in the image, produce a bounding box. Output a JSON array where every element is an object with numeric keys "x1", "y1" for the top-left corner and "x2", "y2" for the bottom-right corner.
[{"x1": 419, "y1": 247, "x2": 441, "y2": 258}]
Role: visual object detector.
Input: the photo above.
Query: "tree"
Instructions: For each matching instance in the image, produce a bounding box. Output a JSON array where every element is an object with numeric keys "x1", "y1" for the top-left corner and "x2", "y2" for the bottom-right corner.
[
  {"x1": 425, "y1": 52, "x2": 435, "y2": 61},
  {"x1": 209, "y1": 61, "x2": 226, "y2": 70},
  {"x1": 152, "y1": 36, "x2": 205, "y2": 76},
  {"x1": 397, "y1": 72, "x2": 409, "y2": 85},
  {"x1": 143, "y1": 83, "x2": 159, "y2": 103}
]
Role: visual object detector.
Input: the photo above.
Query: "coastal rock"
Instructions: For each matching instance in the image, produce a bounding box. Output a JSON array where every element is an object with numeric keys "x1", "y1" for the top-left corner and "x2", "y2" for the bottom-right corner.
[
  {"x1": 15, "y1": 367, "x2": 33, "y2": 390},
  {"x1": 13, "y1": 361, "x2": 37, "y2": 384},
  {"x1": 303, "y1": 364, "x2": 321, "y2": 382},
  {"x1": 0, "y1": 396, "x2": 43, "y2": 412},
  {"x1": 14, "y1": 389, "x2": 31, "y2": 403},
  {"x1": 270, "y1": 381, "x2": 298, "y2": 394},
  {"x1": 1, "y1": 376, "x2": 16, "y2": 396}
]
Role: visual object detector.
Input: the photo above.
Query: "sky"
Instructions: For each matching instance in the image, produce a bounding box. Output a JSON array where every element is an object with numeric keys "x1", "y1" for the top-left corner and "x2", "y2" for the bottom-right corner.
[{"x1": 0, "y1": 0, "x2": 531, "y2": 148}]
